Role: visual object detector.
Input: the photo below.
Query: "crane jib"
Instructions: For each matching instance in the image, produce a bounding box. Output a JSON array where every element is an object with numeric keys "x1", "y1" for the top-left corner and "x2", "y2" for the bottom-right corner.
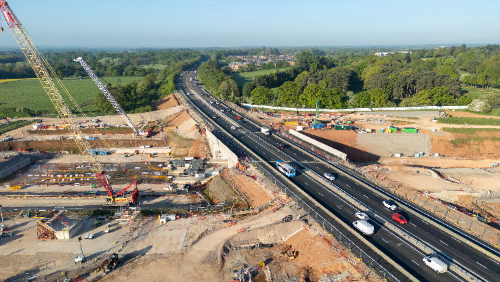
[{"x1": 0, "y1": 1, "x2": 21, "y2": 28}]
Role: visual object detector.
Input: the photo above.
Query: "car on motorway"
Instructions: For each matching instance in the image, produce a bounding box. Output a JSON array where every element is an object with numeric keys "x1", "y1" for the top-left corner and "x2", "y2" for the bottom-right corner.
[
  {"x1": 210, "y1": 101, "x2": 214, "y2": 104},
  {"x1": 383, "y1": 200, "x2": 398, "y2": 210},
  {"x1": 392, "y1": 213, "x2": 407, "y2": 224},
  {"x1": 355, "y1": 212, "x2": 369, "y2": 220},
  {"x1": 324, "y1": 173, "x2": 336, "y2": 181},
  {"x1": 212, "y1": 115, "x2": 217, "y2": 119},
  {"x1": 231, "y1": 126, "x2": 236, "y2": 130},
  {"x1": 216, "y1": 101, "x2": 220, "y2": 105},
  {"x1": 277, "y1": 144, "x2": 285, "y2": 150}
]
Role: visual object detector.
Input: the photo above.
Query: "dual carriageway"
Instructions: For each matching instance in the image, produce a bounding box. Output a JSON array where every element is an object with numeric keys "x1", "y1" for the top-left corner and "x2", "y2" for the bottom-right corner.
[{"x1": 178, "y1": 70, "x2": 500, "y2": 282}]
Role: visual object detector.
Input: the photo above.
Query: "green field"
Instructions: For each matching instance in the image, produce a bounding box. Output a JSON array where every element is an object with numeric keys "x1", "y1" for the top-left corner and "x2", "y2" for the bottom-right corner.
[
  {"x1": 461, "y1": 84, "x2": 499, "y2": 100},
  {"x1": 0, "y1": 76, "x2": 144, "y2": 114},
  {"x1": 229, "y1": 68, "x2": 290, "y2": 87},
  {"x1": 140, "y1": 64, "x2": 168, "y2": 70},
  {"x1": 437, "y1": 117, "x2": 500, "y2": 125},
  {"x1": 442, "y1": 127, "x2": 500, "y2": 134}
]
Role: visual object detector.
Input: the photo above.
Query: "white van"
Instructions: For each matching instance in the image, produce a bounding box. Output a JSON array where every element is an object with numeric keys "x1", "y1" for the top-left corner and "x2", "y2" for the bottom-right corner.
[
  {"x1": 423, "y1": 255, "x2": 448, "y2": 273},
  {"x1": 353, "y1": 220, "x2": 374, "y2": 236}
]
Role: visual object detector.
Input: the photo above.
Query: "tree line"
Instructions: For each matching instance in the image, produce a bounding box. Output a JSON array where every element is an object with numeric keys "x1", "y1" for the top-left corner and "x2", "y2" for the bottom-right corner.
[
  {"x1": 196, "y1": 45, "x2": 500, "y2": 109},
  {"x1": 0, "y1": 50, "x2": 202, "y2": 116}
]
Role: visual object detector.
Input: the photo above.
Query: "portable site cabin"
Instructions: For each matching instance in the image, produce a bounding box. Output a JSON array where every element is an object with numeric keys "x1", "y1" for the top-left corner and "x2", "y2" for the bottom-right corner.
[
  {"x1": 335, "y1": 125, "x2": 350, "y2": 131},
  {"x1": 387, "y1": 126, "x2": 398, "y2": 133},
  {"x1": 402, "y1": 128, "x2": 418, "y2": 133}
]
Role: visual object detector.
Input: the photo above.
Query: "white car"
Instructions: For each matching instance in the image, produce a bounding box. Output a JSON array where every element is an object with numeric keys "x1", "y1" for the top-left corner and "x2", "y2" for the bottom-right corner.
[
  {"x1": 84, "y1": 233, "x2": 94, "y2": 240},
  {"x1": 383, "y1": 200, "x2": 398, "y2": 210},
  {"x1": 355, "y1": 212, "x2": 369, "y2": 220},
  {"x1": 324, "y1": 173, "x2": 336, "y2": 181}
]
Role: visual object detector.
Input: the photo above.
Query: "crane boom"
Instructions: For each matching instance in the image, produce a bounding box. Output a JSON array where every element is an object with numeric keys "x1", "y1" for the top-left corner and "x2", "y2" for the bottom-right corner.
[
  {"x1": 0, "y1": 0, "x2": 117, "y2": 200},
  {"x1": 74, "y1": 57, "x2": 140, "y2": 136}
]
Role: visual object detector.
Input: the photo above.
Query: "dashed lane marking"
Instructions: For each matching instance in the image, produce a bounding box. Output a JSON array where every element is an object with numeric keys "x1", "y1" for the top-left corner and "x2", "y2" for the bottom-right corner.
[
  {"x1": 439, "y1": 240, "x2": 448, "y2": 246},
  {"x1": 476, "y1": 262, "x2": 487, "y2": 269}
]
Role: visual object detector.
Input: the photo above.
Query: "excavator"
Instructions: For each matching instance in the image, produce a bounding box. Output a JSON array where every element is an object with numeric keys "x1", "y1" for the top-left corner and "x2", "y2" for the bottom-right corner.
[{"x1": 99, "y1": 254, "x2": 120, "y2": 273}]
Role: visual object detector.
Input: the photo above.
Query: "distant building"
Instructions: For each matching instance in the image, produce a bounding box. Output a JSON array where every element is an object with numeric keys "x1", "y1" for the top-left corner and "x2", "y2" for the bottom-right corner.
[{"x1": 375, "y1": 51, "x2": 411, "y2": 57}]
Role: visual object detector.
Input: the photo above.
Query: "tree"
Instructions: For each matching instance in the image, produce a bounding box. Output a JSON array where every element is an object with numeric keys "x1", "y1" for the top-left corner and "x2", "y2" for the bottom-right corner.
[
  {"x1": 370, "y1": 88, "x2": 390, "y2": 107},
  {"x1": 299, "y1": 84, "x2": 324, "y2": 108},
  {"x1": 250, "y1": 86, "x2": 273, "y2": 105},
  {"x1": 485, "y1": 93, "x2": 500, "y2": 106},
  {"x1": 242, "y1": 82, "x2": 255, "y2": 98},
  {"x1": 221, "y1": 66, "x2": 232, "y2": 74},
  {"x1": 323, "y1": 88, "x2": 346, "y2": 109},
  {"x1": 218, "y1": 81, "x2": 231, "y2": 100},
  {"x1": 468, "y1": 99, "x2": 491, "y2": 112},
  {"x1": 413, "y1": 89, "x2": 433, "y2": 105},
  {"x1": 276, "y1": 81, "x2": 301, "y2": 107},
  {"x1": 457, "y1": 95, "x2": 473, "y2": 106},
  {"x1": 354, "y1": 91, "x2": 371, "y2": 107}
]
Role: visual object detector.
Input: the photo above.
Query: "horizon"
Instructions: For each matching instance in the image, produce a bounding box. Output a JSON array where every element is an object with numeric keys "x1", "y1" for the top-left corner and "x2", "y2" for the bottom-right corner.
[{"x1": 0, "y1": 0, "x2": 499, "y2": 50}]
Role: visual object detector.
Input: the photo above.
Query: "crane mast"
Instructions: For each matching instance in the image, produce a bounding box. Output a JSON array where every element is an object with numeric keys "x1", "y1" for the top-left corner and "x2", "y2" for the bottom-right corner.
[
  {"x1": 0, "y1": 0, "x2": 120, "y2": 201},
  {"x1": 74, "y1": 57, "x2": 140, "y2": 136}
]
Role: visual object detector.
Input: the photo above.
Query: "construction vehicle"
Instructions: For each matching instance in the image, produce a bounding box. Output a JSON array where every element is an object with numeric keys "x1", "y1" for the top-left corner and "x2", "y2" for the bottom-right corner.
[
  {"x1": 74, "y1": 236, "x2": 85, "y2": 264},
  {"x1": 99, "y1": 254, "x2": 119, "y2": 273},
  {"x1": 0, "y1": 1, "x2": 138, "y2": 205}
]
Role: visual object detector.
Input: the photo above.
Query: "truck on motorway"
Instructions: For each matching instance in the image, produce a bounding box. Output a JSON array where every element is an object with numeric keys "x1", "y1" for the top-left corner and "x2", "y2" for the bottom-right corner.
[
  {"x1": 353, "y1": 220, "x2": 374, "y2": 236},
  {"x1": 422, "y1": 255, "x2": 448, "y2": 273},
  {"x1": 261, "y1": 127, "x2": 270, "y2": 135}
]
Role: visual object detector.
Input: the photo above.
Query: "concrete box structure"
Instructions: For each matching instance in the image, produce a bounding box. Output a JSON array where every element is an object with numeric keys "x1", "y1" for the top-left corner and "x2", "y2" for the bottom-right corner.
[{"x1": 0, "y1": 154, "x2": 31, "y2": 180}]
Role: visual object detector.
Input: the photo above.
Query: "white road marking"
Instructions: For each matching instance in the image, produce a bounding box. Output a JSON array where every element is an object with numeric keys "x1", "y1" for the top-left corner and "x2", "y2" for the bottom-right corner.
[
  {"x1": 476, "y1": 262, "x2": 487, "y2": 269},
  {"x1": 364, "y1": 195, "x2": 369, "y2": 199},
  {"x1": 452, "y1": 237, "x2": 461, "y2": 243},
  {"x1": 318, "y1": 193, "x2": 323, "y2": 196},
  {"x1": 411, "y1": 260, "x2": 419, "y2": 265},
  {"x1": 439, "y1": 240, "x2": 448, "y2": 246},
  {"x1": 421, "y1": 220, "x2": 428, "y2": 224},
  {"x1": 410, "y1": 223, "x2": 417, "y2": 227},
  {"x1": 489, "y1": 258, "x2": 499, "y2": 264},
  {"x1": 382, "y1": 238, "x2": 388, "y2": 243}
]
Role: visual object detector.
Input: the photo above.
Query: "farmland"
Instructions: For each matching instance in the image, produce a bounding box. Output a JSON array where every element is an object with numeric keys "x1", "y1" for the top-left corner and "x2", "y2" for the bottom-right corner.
[
  {"x1": 0, "y1": 76, "x2": 144, "y2": 115},
  {"x1": 229, "y1": 67, "x2": 290, "y2": 87}
]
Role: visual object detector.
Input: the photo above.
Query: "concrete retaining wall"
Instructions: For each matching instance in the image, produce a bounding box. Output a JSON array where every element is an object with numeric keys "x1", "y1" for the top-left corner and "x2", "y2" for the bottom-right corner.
[
  {"x1": 205, "y1": 130, "x2": 238, "y2": 168},
  {"x1": 0, "y1": 155, "x2": 31, "y2": 180},
  {"x1": 289, "y1": 129, "x2": 347, "y2": 160}
]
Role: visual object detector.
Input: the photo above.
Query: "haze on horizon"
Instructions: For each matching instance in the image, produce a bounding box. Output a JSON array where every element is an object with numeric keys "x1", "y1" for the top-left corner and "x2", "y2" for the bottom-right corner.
[{"x1": 0, "y1": 0, "x2": 498, "y2": 49}]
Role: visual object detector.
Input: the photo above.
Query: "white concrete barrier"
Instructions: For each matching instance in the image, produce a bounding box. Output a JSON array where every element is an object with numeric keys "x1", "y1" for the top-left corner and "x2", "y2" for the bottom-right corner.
[{"x1": 289, "y1": 129, "x2": 347, "y2": 160}]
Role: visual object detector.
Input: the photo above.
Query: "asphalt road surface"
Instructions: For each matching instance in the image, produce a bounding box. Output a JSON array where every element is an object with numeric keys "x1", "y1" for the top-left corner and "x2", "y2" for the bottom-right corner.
[{"x1": 178, "y1": 71, "x2": 500, "y2": 282}]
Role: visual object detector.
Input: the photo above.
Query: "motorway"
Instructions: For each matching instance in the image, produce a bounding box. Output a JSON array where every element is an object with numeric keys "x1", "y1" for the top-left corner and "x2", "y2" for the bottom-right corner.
[{"x1": 178, "y1": 71, "x2": 500, "y2": 282}]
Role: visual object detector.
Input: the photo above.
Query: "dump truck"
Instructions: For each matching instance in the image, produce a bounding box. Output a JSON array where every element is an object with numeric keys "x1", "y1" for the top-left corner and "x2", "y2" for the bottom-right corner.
[
  {"x1": 423, "y1": 255, "x2": 448, "y2": 273},
  {"x1": 261, "y1": 127, "x2": 270, "y2": 135},
  {"x1": 353, "y1": 220, "x2": 374, "y2": 236}
]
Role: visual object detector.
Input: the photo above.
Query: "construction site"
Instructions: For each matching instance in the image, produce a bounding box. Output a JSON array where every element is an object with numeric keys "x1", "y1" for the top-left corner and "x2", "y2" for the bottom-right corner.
[
  {"x1": 1, "y1": 1, "x2": 500, "y2": 281},
  {"x1": 0, "y1": 3, "x2": 376, "y2": 282}
]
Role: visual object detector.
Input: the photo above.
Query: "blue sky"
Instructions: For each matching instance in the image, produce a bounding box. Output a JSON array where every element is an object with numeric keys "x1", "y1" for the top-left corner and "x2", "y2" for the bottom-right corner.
[{"x1": 0, "y1": 0, "x2": 498, "y2": 49}]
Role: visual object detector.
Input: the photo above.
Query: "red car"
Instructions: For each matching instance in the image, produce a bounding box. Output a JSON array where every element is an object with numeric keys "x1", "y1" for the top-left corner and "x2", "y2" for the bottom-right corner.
[{"x1": 392, "y1": 213, "x2": 407, "y2": 224}]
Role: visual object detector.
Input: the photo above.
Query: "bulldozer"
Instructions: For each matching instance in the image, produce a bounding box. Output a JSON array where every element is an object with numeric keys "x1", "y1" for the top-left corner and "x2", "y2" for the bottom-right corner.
[{"x1": 100, "y1": 254, "x2": 119, "y2": 273}]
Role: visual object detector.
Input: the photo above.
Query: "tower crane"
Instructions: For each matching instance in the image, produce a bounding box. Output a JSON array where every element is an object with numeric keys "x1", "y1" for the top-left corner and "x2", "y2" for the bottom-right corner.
[
  {"x1": 0, "y1": 0, "x2": 137, "y2": 204},
  {"x1": 74, "y1": 57, "x2": 150, "y2": 137}
]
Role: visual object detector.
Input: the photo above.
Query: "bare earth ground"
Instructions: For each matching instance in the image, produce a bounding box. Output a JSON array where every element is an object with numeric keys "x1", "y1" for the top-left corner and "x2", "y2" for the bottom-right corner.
[
  {"x1": 224, "y1": 168, "x2": 273, "y2": 208},
  {"x1": 152, "y1": 93, "x2": 181, "y2": 110}
]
